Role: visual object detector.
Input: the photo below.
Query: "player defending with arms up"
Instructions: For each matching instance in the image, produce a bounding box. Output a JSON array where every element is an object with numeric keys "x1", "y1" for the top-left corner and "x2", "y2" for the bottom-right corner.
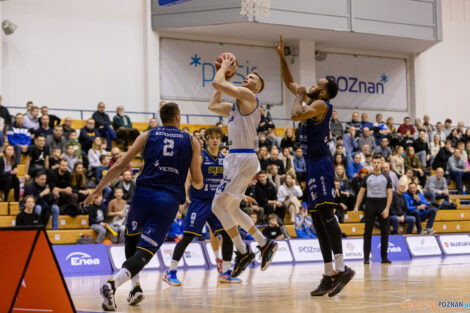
[
  {"x1": 277, "y1": 35, "x2": 355, "y2": 297},
  {"x1": 208, "y1": 53, "x2": 277, "y2": 278},
  {"x1": 85, "y1": 102, "x2": 203, "y2": 311}
]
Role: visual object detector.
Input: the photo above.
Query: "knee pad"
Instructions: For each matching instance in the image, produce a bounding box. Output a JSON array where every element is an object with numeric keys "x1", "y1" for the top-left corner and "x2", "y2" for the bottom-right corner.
[{"x1": 123, "y1": 248, "x2": 153, "y2": 277}]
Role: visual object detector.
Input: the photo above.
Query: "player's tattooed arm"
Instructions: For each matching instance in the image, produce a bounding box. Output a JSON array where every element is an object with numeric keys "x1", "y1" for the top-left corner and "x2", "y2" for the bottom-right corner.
[
  {"x1": 277, "y1": 34, "x2": 300, "y2": 95},
  {"x1": 291, "y1": 85, "x2": 327, "y2": 121},
  {"x1": 208, "y1": 90, "x2": 232, "y2": 117},
  {"x1": 190, "y1": 136, "x2": 204, "y2": 190}
]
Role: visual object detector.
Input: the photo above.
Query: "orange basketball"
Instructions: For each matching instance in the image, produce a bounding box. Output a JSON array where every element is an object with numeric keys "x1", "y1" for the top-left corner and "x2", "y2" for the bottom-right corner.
[
  {"x1": 215, "y1": 52, "x2": 238, "y2": 79},
  {"x1": 102, "y1": 239, "x2": 113, "y2": 245}
]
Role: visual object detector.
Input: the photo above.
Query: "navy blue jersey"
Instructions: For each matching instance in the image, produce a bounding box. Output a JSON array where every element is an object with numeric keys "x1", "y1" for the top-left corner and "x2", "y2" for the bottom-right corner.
[
  {"x1": 299, "y1": 100, "x2": 333, "y2": 161},
  {"x1": 189, "y1": 150, "x2": 224, "y2": 200},
  {"x1": 137, "y1": 126, "x2": 192, "y2": 203}
]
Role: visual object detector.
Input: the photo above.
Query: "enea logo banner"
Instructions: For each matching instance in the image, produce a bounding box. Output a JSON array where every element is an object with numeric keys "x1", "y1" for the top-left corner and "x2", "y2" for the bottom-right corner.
[
  {"x1": 316, "y1": 53, "x2": 407, "y2": 111},
  {"x1": 53, "y1": 244, "x2": 112, "y2": 276}
]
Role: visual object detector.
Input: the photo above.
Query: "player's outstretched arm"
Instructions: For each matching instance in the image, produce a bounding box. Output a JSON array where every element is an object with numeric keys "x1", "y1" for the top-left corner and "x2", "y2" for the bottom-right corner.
[
  {"x1": 190, "y1": 136, "x2": 204, "y2": 190},
  {"x1": 84, "y1": 132, "x2": 149, "y2": 205},
  {"x1": 291, "y1": 85, "x2": 327, "y2": 121},
  {"x1": 277, "y1": 34, "x2": 300, "y2": 95},
  {"x1": 208, "y1": 90, "x2": 232, "y2": 117}
]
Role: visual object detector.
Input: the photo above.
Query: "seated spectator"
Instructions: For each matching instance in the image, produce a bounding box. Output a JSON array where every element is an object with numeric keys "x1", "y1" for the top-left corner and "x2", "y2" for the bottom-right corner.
[
  {"x1": 280, "y1": 128, "x2": 295, "y2": 151},
  {"x1": 96, "y1": 155, "x2": 110, "y2": 183},
  {"x1": 145, "y1": 118, "x2": 158, "y2": 132},
  {"x1": 382, "y1": 162, "x2": 399, "y2": 191},
  {"x1": 391, "y1": 145, "x2": 405, "y2": 177},
  {"x1": 267, "y1": 128, "x2": 279, "y2": 149},
  {"x1": 71, "y1": 162, "x2": 92, "y2": 203},
  {"x1": 346, "y1": 153, "x2": 364, "y2": 179},
  {"x1": 262, "y1": 214, "x2": 285, "y2": 240},
  {"x1": 0, "y1": 96, "x2": 11, "y2": 143},
  {"x1": 413, "y1": 130, "x2": 430, "y2": 168},
  {"x1": 360, "y1": 113, "x2": 374, "y2": 133},
  {"x1": 79, "y1": 118, "x2": 99, "y2": 154},
  {"x1": 277, "y1": 173, "x2": 303, "y2": 223},
  {"x1": 405, "y1": 146, "x2": 426, "y2": 186},
  {"x1": 40, "y1": 106, "x2": 61, "y2": 128},
  {"x1": 255, "y1": 171, "x2": 285, "y2": 220},
  {"x1": 432, "y1": 139, "x2": 454, "y2": 170},
  {"x1": 109, "y1": 147, "x2": 134, "y2": 175},
  {"x1": 343, "y1": 126, "x2": 358, "y2": 158},
  {"x1": 447, "y1": 148, "x2": 470, "y2": 194},
  {"x1": 7, "y1": 113, "x2": 32, "y2": 164},
  {"x1": 447, "y1": 128, "x2": 460, "y2": 148},
  {"x1": 88, "y1": 137, "x2": 107, "y2": 178},
  {"x1": 333, "y1": 153, "x2": 347, "y2": 169},
  {"x1": 47, "y1": 125, "x2": 67, "y2": 155},
  {"x1": 398, "y1": 168, "x2": 414, "y2": 191},
  {"x1": 258, "y1": 132, "x2": 270, "y2": 150},
  {"x1": 293, "y1": 146, "x2": 306, "y2": 182},
  {"x1": 35, "y1": 115, "x2": 53, "y2": 138},
  {"x1": 458, "y1": 141, "x2": 468, "y2": 162},
  {"x1": 334, "y1": 165, "x2": 350, "y2": 192},
  {"x1": 375, "y1": 138, "x2": 393, "y2": 160},
  {"x1": 24, "y1": 101, "x2": 33, "y2": 115},
  {"x1": 64, "y1": 144, "x2": 78, "y2": 172},
  {"x1": 330, "y1": 110, "x2": 343, "y2": 138},
  {"x1": 61, "y1": 116, "x2": 75, "y2": 140},
  {"x1": 442, "y1": 118, "x2": 452, "y2": 137},
  {"x1": 25, "y1": 135, "x2": 50, "y2": 181},
  {"x1": 49, "y1": 159, "x2": 81, "y2": 216},
  {"x1": 107, "y1": 188, "x2": 128, "y2": 243},
  {"x1": 23, "y1": 170, "x2": 59, "y2": 230},
  {"x1": 431, "y1": 122, "x2": 446, "y2": 144},
  {"x1": 216, "y1": 122, "x2": 228, "y2": 144},
  {"x1": 345, "y1": 112, "x2": 361, "y2": 136},
  {"x1": 386, "y1": 117, "x2": 396, "y2": 136},
  {"x1": 117, "y1": 170, "x2": 136, "y2": 204},
  {"x1": 266, "y1": 164, "x2": 281, "y2": 190},
  {"x1": 49, "y1": 147, "x2": 62, "y2": 171},
  {"x1": 334, "y1": 179, "x2": 348, "y2": 222},
  {"x1": 422, "y1": 114, "x2": 435, "y2": 140},
  {"x1": 240, "y1": 179, "x2": 264, "y2": 221},
  {"x1": 358, "y1": 144, "x2": 371, "y2": 163},
  {"x1": 424, "y1": 167, "x2": 449, "y2": 206},
  {"x1": 430, "y1": 133, "x2": 444, "y2": 165},
  {"x1": 295, "y1": 207, "x2": 316, "y2": 238},
  {"x1": 0, "y1": 145, "x2": 20, "y2": 201},
  {"x1": 88, "y1": 195, "x2": 109, "y2": 243},
  {"x1": 361, "y1": 153, "x2": 373, "y2": 173},
  {"x1": 112, "y1": 106, "x2": 140, "y2": 149},
  {"x1": 67, "y1": 131, "x2": 82, "y2": 161},
  {"x1": 397, "y1": 116, "x2": 415, "y2": 138},
  {"x1": 404, "y1": 182, "x2": 437, "y2": 234},
  {"x1": 182, "y1": 126, "x2": 189, "y2": 133},
  {"x1": 92, "y1": 102, "x2": 117, "y2": 150},
  {"x1": 261, "y1": 146, "x2": 285, "y2": 176},
  {"x1": 373, "y1": 113, "x2": 390, "y2": 145},
  {"x1": 280, "y1": 147, "x2": 293, "y2": 172},
  {"x1": 23, "y1": 106, "x2": 40, "y2": 132},
  {"x1": 389, "y1": 183, "x2": 415, "y2": 234},
  {"x1": 350, "y1": 168, "x2": 369, "y2": 209},
  {"x1": 16, "y1": 195, "x2": 41, "y2": 227},
  {"x1": 167, "y1": 210, "x2": 184, "y2": 242},
  {"x1": 257, "y1": 106, "x2": 275, "y2": 133},
  {"x1": 358, "y1": 127, "x2": 376, "y2": 152}
]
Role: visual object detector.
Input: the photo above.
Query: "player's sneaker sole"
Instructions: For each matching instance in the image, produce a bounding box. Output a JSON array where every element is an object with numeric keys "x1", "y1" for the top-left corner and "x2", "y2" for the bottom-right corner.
[
  {"x1": 328, "y1": 266, "x2": 355, "y2": 297},
  {"x1": 127, "y1": 284, "x2": 145, "y2": 306},
  {"x1": 100, "y1": 282, "x2": 116, "y2": 311},
  {"x1": 218, "y1": 276, "x2": 242, "y2": 284},
  {"x1": 260, "y1": 240, "x2": 278, "y2": 271},
  {"x1": 231, "y1": 250, "x2": 255, "y2": 278}
]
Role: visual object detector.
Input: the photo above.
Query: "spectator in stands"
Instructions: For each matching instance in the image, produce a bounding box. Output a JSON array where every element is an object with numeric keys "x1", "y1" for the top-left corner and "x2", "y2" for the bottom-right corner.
[
  {"x1": 443, "y1": 118, "x2": 453, "y2": 138},
  {"x1": 16, "y1": 195, "x2": 41, "y2": 227},
  {"x1": 431, "y1": 122, "x2": 446, "y2": 144},
  {"x1": 334, "y1": 179, "x2": 348, "y2": 222},
  {"x1": 398, "y1": 168, "x2": 414, "y2": 191},
  {"x1": 347, "y1": 153, "x2": 364, "y2": 179},
  {"x1": 267, "y1": 128, "x2": 279, "y2": 149},
  {"x1": 360, "y1": 113, "x2": 374, "y2": 133},
  {"x1": 49, "y1": 147, "x2": 62, "y2": 171},
  {"x1": 346, "y1": 112, "x2": 361, "y2": 136},
  {"x1": 458, "y1": 141, "x2": 468, "y2": 162},
  {"x1": 67, "y1": 131, "x2": 82, "y2": 161},
  {"x1": 343, "y1": 125, "x2": 358, "y2": 158},
  {"x1": 389, "y1": 182, "x2": 415, "y2": 234},
  {"x1": 266, "y1": 164, "x2": 281, "y2": 190},
  {"x1": 0, "y1": 145, "x2": 20, "y2": 201},
  {"x1": 88, "y1": 195, "x2": 109, "y2": 244},
  {"x1": 257, "y1": 145, "x2": 269, "y2": 166},
  {"x1": 261, "y1": 146, "x2": 285, "y2": 176},
  {"x1": 7, "y1": 113, "x2": 31, "y2": 164},
  {"x1": 23, "y1": 106, "x2": 40, "y2": 132},
  {"x1": 413, "y1": 130, "x2": 430, "y2": 168},
  {"x1": 358, "y1": 127, "x2": 376, "y2": 152},
  {"x1": 61, "y1": 117, "x2": 75, "y2": 140},
  {"x1": 241, "y1": 178, "x2": 264, "y2": 220},
  {"x1": 382, "y1": 162, "x2": 398, "y2": 191},
  {"x1": 350, "y1": 168, "x2": 368, "y2": 208},
  {"x1": 216, "y1": 122, "x2": 228, "y2": 144},
  {"x1": 277, "y1": 173, "x2": 303, "y2": 223},
  {"x1": 430, "y1": 133, "x2": 443, "y2": 165},
  {"x1": 0, "y1": 95, "x2": 11, "y2": 132},
  {"x1": 373, "y1": 113, "x2": 390, "y2": 144},
  {"x1": 397, "y1": 116, "x2": 415, "y2": 138},
  {"x1": 145, "y1": 118, "x2": 158, "y2": 132},
  {"x1": 255, "y1": 171, "x2": 285, "y2": 220},
  {"x1": 447, "y1": 148, "x2": 470, "y2": 194},
  {"x1": 88, "y1": 137, "x2": 107, "y2": 178},
  {"x1": 295, "y1": 207, "x2": 316, "y2": 238},
  {"x1": 109, "y1": 147, "x2": 134, "y2": 175},
  {"x1": 457, "y1": 122, "x2": 466, "y2": 137},
  {"x1": 49, "y1": 159, "x2": 81, "y2": 216},
  {"x1": 333, "y1": 153, "x2": 347, "y2": 169},
  {"x1": 391, "y1": 145, "x2": 405, "y2": 177},
  {"x1": 262, "y1": 214, "x2": 285, "y2": 240},
  {"x1": 280, "y1": 146, "x2": 293, "y2": 172},
  {"x1": 361, "y1": 153, "x2": 373, "y2": 173},
  {"x1": 258, "y1": 132, "x2": 270, "y2": 150},
  {"x1": 330, "y1": 110, "x2": 343, "y2": 138},
  {"x1": 96, "y1": 155, "x2": 109, "y2": 183},
  {"x1": 112, "y1": 105, "x2": 140, "y2": 149},
  {"x1": 71, "y1": 161, "x2": 92, "y2": 203},
  {"x1": 40, "y1": 106, "x2": 61, "y2": 128},
  {"x1": 447, "y1": 128, "x2": 460, "y2": 148},
  {"x1": 107, "y1": 187, "x2": 128, "y2": 243},
  {"x1": 63, "y1": 145, "x2": 77, "y2": 172},
  {"x1": 257, "y1": 106, "x2": 275, "y2": 133},
  {"x1": 375, "y1": 137, "x2": 393, "y2": 160},
  {"x1": 116, "y1": 170, "x2": 136, "y2": 204},
  {"x1": 423, "y1": 115, "x2": 435, "y2": 140},
  {"x1": 424, "y1": 167, "x2": 449, "y2": 206},
  {"x1": 465, "y1": 128, "x2": 470, "y2": 143},
  {"x1": 405, "y1": 146, "x2": 426, "y2": 186},
  {"x1": 79, "y1": 118, "x2": 99, "y2": 154},
  {"x1": 167, "y1": 210, "x2": 184, "y2": 242},
  {"x1": 358, "y1": 143, "x2": 371, "y2": 163},
  {"x1": 432, "y1": 139, "x2": 454, "y2": 170},
  {"x1": 280, "y1": 128, "x2": 295, "y2": 151},
  {"x1": 386, "y1": 117, "x2": 396, "y2": 135},
  {"x1": 334, "y1": 165, "x2": 350, "y2": 191},
  {"x1": 23, "y1": 170, "x2": 59, "y2": 230},
  {"x1": 24, "y1": 101, "x2": 33, "y2": 115},
  {"x1": 35, "y1": 115, "x2": 53, "y2": 138},
  {"x1": 47, "y1": 125, "x2": 67, "y2": 155},
  {"x1": 92, "y1": 102, "x2": 116, "y2": 150},
  {"x1": 404, "y1": 182, "x2": 437, "y2": 234},
  {"x1": 293, "y1": 146, "x2": 306, "y2": 182},
  {"x1": 25, "y1": 135, "x2": 49, "y2": 181}
]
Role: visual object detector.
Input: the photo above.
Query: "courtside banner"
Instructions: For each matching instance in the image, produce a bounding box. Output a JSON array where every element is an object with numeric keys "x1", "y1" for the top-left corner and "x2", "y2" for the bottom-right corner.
[
  {"x1": 204, "y1": 242, "x2": 236, "y2": 267},
  {"x1": 250, "y1": 240, "x2": 293, "y2": 265},
  {"x1": 108, "y1": 245, "x2": 161, "y2": 272},
  {"x1": 406, "y1": 235, "x2": 442, "y2": 257},
  {"x1": 316, "y1": 53, "x2": 407, "y2": 111},
  {"x1": 53, "y1": 244, "x2": 112, "y2": 276},
  {"x1": 289, "y1": 239, "x2": 323, "y2": 262},
  {"x1": 160, "y1": 38, "x2": 282, "y2": 105},
  {"x1": 160, "y1": 242, "x2": 185, "y2": 268},
  {"x1": 342, "y1": 238, "x2": 364, "y2": 260},
  {"x1": 183, "y1": 242, "x2": 208, "y2": 268},
  {"x1": 371, "y1": 235, "x2": 411, "y2": 262},
  {"x1": 437, "y1": 234, "x2": 470, "y2": 255}
]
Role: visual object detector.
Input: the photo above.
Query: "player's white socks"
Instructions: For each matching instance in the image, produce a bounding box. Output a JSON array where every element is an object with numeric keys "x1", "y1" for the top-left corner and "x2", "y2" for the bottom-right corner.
[
  {"x1": 169, "y1": 260, "x2": 179, "y2": 271},
  {"x1": 252, "y1": 231, "x2": 267, "y2": 247},
  {"x1": 222, "y1": 261, "x2": 231, "y2": 273},
  {"x1": 214, "y1": 248, "x2": 221, "y2": 259},
  {"x1": 324, "y1": 262, "x2": 334, "y2": 276},
  {"x1": 334, "y1": 254, "x2": 345, "y2": 272},
  {"x1": 131, "y1": 273, "x2": 140, "y2": 286},
  {"x1": 232, "y1": 235, "x2": 247, "y2": 254},
  {"x1": 113, "y1": 268, "x2": 131, "y2": 288}
]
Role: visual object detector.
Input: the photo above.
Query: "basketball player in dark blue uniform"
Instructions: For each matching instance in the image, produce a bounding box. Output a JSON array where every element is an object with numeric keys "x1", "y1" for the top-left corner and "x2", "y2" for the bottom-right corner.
[
  {"x1": 84, "y1": 102, "x2": 203, "y2": 311},
  {"x1": 277, "y1": 35, "x2": 355, "y2": 297},
  {"x1": 163, "y1": 126, "x2": 241, "y2": 285}
]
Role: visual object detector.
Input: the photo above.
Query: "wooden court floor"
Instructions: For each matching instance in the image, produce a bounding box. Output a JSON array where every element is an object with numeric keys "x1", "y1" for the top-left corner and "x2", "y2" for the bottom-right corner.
[{"x1": 70, "y1": 256, "x2": 470, "y2": 313}]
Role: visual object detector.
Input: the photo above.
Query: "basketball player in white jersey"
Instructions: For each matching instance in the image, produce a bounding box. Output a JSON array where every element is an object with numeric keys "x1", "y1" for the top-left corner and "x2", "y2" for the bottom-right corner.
[{"x1": 208, "y1": 54, "x2": 278, "y2": 278}]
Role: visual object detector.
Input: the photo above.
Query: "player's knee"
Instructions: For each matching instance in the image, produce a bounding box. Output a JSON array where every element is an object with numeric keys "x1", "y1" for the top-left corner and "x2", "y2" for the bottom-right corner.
[{"x1": 123, "y1": 248, "x2": 153, "y2": 277}]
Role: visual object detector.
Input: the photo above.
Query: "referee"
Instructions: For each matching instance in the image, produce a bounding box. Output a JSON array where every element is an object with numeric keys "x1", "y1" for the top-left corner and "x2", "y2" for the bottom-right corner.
[{"x1": 354, "y1": 154, "x2": 393, "y2": 264}]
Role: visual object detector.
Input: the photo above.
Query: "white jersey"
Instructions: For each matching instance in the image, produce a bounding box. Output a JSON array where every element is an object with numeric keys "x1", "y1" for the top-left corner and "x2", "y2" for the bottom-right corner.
[{"x1": 227, "y1": 97, "x2": 260, "y2": 150}]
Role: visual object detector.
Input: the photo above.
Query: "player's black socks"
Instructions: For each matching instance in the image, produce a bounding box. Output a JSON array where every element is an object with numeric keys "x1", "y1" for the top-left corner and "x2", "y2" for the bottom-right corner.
[
  {"x1": 317, "y1": 205, "x2": 343, "y2": 255},
  {"x1": 172, "y1": 234, "x2": 195, "y2": 262},
  {"x1": 122, "y1": 249, "x2": 153, "y2": 277},
  {"x1": 125, "y1": 234, "x2": 141, "y2": 259},
  {"x1": 220, "y1": 231, "x2": 234, "y2": 262},
  {"x1": 310, "y1": 211, "x2": 333, "y2": 263}
]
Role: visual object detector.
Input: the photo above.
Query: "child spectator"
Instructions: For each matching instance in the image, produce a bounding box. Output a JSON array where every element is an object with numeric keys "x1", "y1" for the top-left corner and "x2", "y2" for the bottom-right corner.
[
  {"x1": 107, "y1": 188, "x2": 128, "y2": 243},
  {"x1": 16, "y1": 195, "x2": 42, "y2": 227},
  {"x1": 88, "y1": 137, "x2": 107, "y2": 178},
  {"x1": 293, "y1": 146, "x2": 306, "y2": 182},
  {"x1": 49, "y1": 147, "x2": 62, "y2": 171},
  {"x1": 64, "y1": 144, "x2": 78, "y2": 172},
  {"x1": 0, "y1": 145, "x2": 20, "y2": 201},
  {"x1": 262, "y1": 214, "x2": 285, "y2": 240},
  {"x1": 277, "y1": 173, "x2": 303, "y2": 223},
  {"x1": 67, "y1": 131, "x2": 82, "y2": 160},
  {"x1": 295, "y1": 207, "x2": 316, "y2": 238},
  {"x1": 96, "y1": 155, "x2": 110, "y2": 183},
  {"x1": 167, "y1": 211, "x2": 184, "y2": 242},
  {"x1": 88, "y1": 195, "x2": 109, "y2": 243}
]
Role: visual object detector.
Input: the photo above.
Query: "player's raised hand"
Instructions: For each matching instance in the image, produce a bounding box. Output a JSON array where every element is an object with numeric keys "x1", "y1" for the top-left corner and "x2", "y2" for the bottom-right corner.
[
  {"x1": 296, "y1": 85, "x2": 307, "y2": 97},
  {"x1": 276, "y1": 34, "x2": 284, "y2": 56},
  {"x1": 243, "y1": 195, "x2": 258, "y2": 206},
  {"x1": 84, "y1": 188, "x2": 102, "y2": 206},
  {"x1": 221, "y1": 53, "x2": 235, "y2": 69}
]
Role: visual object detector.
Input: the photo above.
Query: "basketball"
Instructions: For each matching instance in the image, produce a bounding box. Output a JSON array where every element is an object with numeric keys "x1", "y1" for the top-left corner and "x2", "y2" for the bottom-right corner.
[{"x1": 214, "y1": 52, "x2": 238, "y2": 79}]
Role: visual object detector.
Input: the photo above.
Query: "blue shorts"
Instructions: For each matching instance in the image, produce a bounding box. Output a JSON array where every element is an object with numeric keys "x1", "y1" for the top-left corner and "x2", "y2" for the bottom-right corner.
[
  {"x1": 306, "y1": 156, "x2": 336, "y2": 212},
  {"x1": 184, "y1": 197, "x2": 224, "y2": 237},
  {"x1": 125, "y1": 186, "x2": 180, "y2": 255}
]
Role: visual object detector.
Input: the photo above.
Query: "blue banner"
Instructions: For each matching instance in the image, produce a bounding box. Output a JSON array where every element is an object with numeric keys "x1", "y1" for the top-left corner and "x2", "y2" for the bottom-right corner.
[
  {"x1": 371, "y1": 235, "x2": 411, "y2": 262},
  {"x1": 53, "y1": 244, "x2": 112, "y2": 276},
  {"x1": 159, "y1": 0, "x2": 192, "y2": 6}
]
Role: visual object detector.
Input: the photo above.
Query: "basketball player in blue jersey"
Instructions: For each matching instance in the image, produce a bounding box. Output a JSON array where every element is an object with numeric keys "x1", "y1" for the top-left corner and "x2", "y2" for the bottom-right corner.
[
  {"x1": 84, "y1": 102, "x2": 203, "y2": 311},
  {"x1": 163, "y1": 126, "x2": 241, "y2": 285},
  {"x1": 208, "y1": 54, "x2": 277, "y2": 278},
  {"x1": 277, "y1": 35, "x2": 355, "y2": 297}
]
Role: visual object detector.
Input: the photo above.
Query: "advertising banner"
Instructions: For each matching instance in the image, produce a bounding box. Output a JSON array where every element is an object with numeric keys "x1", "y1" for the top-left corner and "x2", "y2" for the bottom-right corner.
[
  {"x1": 371, "y1": 235, "x2": 410, "y2": 262},
  {"x1": 438, "y1": 234, "x2": 470, "y2": 255},
  {"x1": 52, "y1": 244, "x2": 112, "y2": 276},
  {"x1": 406, "y1": 236, "x2": 442, "y2": 257}
]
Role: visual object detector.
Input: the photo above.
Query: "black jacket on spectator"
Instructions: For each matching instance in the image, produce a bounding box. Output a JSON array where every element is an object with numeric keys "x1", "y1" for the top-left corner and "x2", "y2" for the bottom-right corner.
[
  {"x1": 257, "y1": 114, "x2": 275, "y2": 133},
  {"x1": 79, "y1": 126, "x2": 99, "y2": 153},
  {"x1": 0, "y1": 105, "x2": 12, "y2": 127},
  {"x1": 16, "y1": 211, "x2": 41, "y2": 227},
  {"x1": 117, "y1": 180, "x2": 136, "y2": 204},
  {"x1": 254, "y1": 181, "x2": 277, "y2": 208},
  {"x1": 27, "y1": 145, "x2": 50, "y2": 175},
  {"x1": 262, "y1": 226, "x2": 283, "y2": 239},
  {"x1": 23, "y1": 180, "x2": 56, "y2": 225},
  {"x1": 48, "y1": 168, "x2": 80, "y2": 216},
  {"x1": 432, "y1": 147, "x2": 453, "y2": 170},
  {"x1": 280, "y1": 138, "x2": 295, "y2": 150},
  {"x1": 92, "y1": 111, "x2": 112, "y2": 128},
  {"x1": 261, "y1": 158, "x2": 286, "y2": 175},
  {"x1": 62, "y1": 124, "x2": 75, "y2": 140},
  {"x1": 390, "y1": 192, "x2": 408, "y2": 216},
  {"x1": 47, "y1": 114, "x2": 61, "y2": 128},
  {"x1": 0, "y1": 156, "x2": 19, "y2": 201},
  {"x1": 413, "y1": 138, "x2": 430, "y2": 154},
  {"x1": 88, "y1": 203, "x2": 108, "y2": 225}
]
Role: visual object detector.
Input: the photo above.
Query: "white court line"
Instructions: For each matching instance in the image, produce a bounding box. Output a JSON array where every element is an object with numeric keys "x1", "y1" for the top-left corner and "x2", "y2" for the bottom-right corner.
[
  {"x1": 12, "y1": 309, "x2": 53, "y2": 312},
  {"x1": 328, "y1": 301, "x2": 403, "y2": 310}
]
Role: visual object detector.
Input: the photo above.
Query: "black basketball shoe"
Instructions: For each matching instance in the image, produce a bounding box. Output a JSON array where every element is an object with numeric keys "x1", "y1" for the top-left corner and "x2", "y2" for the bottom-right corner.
[
  {"x1": 328, "y1": 266, "x2": 355, "y2": 297},
  {"x1": 127, "y1": 282, "x2": 144, "y2": 305},
  {"x1": 310, "y1": 275, "x2": 334, "y2": 296},
  {"x1": 100, "y1": 280, "x2": 117, "y2": 311},
  {"x1": 258, "y1": 239, "x2": 278, "y2": 271},
  {"x1": 231, "y1": 245, "x2": 255, "y2": 278}
]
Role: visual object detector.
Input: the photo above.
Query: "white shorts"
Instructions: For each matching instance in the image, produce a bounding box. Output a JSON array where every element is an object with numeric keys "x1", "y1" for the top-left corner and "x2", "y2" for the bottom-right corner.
[{"x1": 214, "y1": 152, "x2": 258, "y2": 201}]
